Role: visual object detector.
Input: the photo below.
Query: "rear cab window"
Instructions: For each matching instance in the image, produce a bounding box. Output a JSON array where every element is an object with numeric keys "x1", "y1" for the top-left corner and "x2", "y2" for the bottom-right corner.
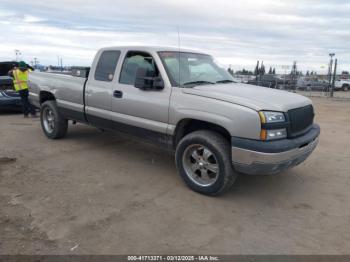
[{"x1": 94, "y1": 50, "x2": 121, "y2": 82}]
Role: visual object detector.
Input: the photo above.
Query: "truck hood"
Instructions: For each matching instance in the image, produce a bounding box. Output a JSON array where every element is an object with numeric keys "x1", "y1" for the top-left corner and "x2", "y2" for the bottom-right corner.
[{"x1": 182, "y1": 83, "x2": 311, "y2": 112}]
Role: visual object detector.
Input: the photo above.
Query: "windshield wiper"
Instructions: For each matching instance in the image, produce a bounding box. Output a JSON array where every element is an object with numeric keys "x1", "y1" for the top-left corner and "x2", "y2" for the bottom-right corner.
[
  {"x1": 216, "y1": 79, "x2": 235, "y2": 84},
  {"x1": 182, "y1": 80, "x2": 215, "y2": 87}
]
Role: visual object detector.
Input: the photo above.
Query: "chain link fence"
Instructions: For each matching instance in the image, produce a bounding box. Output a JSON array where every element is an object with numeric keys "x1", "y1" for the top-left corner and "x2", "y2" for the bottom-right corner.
[{"x1": 233, "y1": 73, "x2": 350, "y2": 101}]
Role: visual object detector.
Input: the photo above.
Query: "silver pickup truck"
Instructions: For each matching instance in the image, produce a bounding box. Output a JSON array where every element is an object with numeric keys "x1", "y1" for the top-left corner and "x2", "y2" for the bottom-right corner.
[{"x1": 29, "y1": 46, "x2": 320, "y2": 195}]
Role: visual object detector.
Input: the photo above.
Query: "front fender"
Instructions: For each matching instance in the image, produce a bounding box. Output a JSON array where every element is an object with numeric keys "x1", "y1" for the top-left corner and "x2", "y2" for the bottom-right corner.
[{"x1": 169, "y1": 91, "x2": 261, "y2": 140}]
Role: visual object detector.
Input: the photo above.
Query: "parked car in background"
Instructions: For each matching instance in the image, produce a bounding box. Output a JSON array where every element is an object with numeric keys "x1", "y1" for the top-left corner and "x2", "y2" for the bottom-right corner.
[
  {"x1": 0, "y1": 89, "x2": 22, "y2": 111},
  {"x1": 0, "y1": 61, "x2": 23, "y2": 111},
  {"x1": 297, "y1": 77, "x2": 329, "y2": 91},
  {"x1": 247, "y1": 74, "x2": 288, "y2": 89},
  {"x1": 0, "y1": 61, "x2": 18, "y2": 90},
  {"x1": 334, "y1": 79, "x2": 350, "y2": 91},
  {"x1": 0, "y1": 75, "x2": 13, "y2": 90},
  {"x1": 232, "y1": 74, "x2": 255, "y2": 84},
  {"x1": 28, "y1": 46, "x2": 320, "y2": 195}
]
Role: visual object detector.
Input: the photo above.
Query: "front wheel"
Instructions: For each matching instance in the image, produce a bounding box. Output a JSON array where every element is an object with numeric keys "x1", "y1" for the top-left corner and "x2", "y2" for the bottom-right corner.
[
  {"x1": 40, "y1": 101, "x2": 68, "y2": 139},
  {"x1": 175, "y1": 130, "x2": 237, "y2": 196},
  {"x1": 343, "y1": 85, "x2": 349, "y2": 91}
]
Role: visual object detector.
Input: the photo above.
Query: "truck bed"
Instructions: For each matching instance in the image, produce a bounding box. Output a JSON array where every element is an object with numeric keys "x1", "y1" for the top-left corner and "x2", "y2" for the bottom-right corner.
[{"x1": 29, "y1": 71, "x2": 87, "y2": 119}]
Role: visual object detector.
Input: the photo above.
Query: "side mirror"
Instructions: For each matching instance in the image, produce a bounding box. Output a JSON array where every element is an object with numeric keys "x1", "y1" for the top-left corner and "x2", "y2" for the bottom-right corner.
[{"x1": 134, "y1": 68, "x2": 164, "y2": 91}]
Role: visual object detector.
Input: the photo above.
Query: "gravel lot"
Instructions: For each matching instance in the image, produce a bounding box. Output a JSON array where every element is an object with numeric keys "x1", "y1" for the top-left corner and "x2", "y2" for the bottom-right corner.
[{"x1": 0, "y1": 97, "x2": 349, "y2": 255}]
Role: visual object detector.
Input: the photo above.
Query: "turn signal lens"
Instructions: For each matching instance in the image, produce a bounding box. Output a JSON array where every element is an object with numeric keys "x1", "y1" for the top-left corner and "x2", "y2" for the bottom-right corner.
[{"x1": 260, "y1": 129, "x2": 267, "y2": 140}]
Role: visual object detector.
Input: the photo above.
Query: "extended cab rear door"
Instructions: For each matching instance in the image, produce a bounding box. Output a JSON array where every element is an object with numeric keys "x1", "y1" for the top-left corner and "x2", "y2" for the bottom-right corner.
[{"x1": 85, "y1": 50, "x2": 121, "y2": 129}]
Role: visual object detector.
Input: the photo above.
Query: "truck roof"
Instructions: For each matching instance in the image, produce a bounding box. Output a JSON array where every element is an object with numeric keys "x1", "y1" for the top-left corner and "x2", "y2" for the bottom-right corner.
[{"x1": 99, "y1": 46, "x2": 208, "y2": 55}]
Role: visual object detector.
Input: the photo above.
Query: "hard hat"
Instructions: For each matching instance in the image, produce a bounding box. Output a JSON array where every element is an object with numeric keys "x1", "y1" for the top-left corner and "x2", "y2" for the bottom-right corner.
[{"x1": 18, "y1": 61, "x2": 27, "y2": 68}]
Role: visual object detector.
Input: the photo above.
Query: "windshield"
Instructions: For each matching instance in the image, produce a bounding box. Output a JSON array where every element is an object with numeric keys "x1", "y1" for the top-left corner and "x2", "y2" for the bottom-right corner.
[{"x1": 158, "y1": 51, "x2": 235, "y2": 87}]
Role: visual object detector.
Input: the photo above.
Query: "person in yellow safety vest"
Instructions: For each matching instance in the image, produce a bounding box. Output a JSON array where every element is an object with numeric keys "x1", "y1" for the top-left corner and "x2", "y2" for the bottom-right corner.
[{"x1": 8, "y1": 61, "x2": 36, "y2": 117}]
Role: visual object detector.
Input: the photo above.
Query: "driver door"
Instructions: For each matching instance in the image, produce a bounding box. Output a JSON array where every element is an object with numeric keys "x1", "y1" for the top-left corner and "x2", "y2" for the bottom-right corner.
[{"x1": 111, "y1": 50, "x2": 171, "y2": 141}]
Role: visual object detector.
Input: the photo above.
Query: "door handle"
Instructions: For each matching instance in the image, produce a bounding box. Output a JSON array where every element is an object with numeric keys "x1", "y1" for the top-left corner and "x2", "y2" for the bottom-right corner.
[{"x1": 113, "y1": 90, "x2": 123, "y2": 98}]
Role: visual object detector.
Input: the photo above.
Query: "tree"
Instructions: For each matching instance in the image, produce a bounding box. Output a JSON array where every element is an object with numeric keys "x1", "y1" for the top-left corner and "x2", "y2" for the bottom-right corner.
[
  {"x1": 341, "y1": 71, "x2": 349, "y2": 75},
  {"x1": 236, "y1": 68, "x2": 253, "y2": 75},
  {"x1": 272, "y1": 68, "x2": 276, "y2": 74},
  {"x1": 291, "y1": 61, "x2": 297, "y2": 76},
  {"x1": 227, "y1": 68, "x2": 234, "y2": 76},
  {"x1": 254, "y1": 61, "x2": 259, "y2": 75},
  {"x1": 260, "y1": 61, "x2": 265, "y2": 75},
  {"x1": 268, "y1": 66, "x2": 272, "y2": 74},
  {"x1": 306, "y1": 71, "x2": 310, "y2": 76}
]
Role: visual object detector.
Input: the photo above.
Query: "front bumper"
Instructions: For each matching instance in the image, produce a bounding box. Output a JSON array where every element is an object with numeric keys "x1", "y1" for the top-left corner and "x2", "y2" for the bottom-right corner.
[{"x1": 231, "y1": 124, "x2": 320, "y2": 175}]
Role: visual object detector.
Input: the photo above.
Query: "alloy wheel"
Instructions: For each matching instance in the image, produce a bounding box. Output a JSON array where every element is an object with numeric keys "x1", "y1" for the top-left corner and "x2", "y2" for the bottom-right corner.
[
  {"x1": 43, "y1": 107, "x2": 55, "y2": 133},
  {"x1": 182, "y1": 144, "x2": 219, "y2": 187}
]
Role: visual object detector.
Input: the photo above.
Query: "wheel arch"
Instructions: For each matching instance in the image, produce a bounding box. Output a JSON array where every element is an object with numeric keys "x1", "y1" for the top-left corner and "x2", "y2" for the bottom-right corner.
[
  {"x1": 39, "y1": 91, "x2": 56, "y2": 105},
  {"x1": 173, "y1": 118, "x2": 231, "y2": 148}
]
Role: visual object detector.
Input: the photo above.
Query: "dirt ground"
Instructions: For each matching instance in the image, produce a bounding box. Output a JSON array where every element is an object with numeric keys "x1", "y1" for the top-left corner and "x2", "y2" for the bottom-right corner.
[{"x1": 0, "y1": 97, "x2": 349, "y2": 255}]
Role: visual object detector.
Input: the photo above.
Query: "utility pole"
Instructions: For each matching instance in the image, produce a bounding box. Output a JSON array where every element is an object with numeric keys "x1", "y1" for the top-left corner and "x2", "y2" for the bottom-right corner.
[
  {"x1": 292, "y1": 61, "x2": 297, "y2": 90},
  {"x1": 14, "y1": 49, "x2": 21, "y2": 61},
  {"x1": 328, "y1": 53, "x2": 335, "y2": 93},
  {"x1": 281, "y1": 65, "x2": 290, "y2": 89},
  {"x1": 291, "y1": 61, "x2": 297, "y2": 75},
  {"x1": 331, "y1": 59, "x2": 337, "y2": 98},
  {"x1": 33, "y1": 57, "x2": 39, "y2": 69}
]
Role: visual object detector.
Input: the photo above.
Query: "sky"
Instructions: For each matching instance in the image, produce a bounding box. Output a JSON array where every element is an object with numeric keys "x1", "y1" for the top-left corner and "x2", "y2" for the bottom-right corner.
[{"x1": 0, "y1": 0, "x2": 349, "y2": 73}]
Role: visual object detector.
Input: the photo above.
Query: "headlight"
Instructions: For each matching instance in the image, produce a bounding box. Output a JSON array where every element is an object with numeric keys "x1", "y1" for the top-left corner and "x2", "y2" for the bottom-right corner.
[
  {"x1": 259, "y1": 111, "x2": 287, "y2": 140},
  {"x1": 259, "y1": 111, "x2": 285, "y2": 123}
]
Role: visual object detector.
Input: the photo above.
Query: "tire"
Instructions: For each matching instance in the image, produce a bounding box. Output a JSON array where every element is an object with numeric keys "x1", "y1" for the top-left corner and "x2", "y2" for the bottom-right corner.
[
  {"x1": 40, "y1": 100, "x2": 68, "y2": 139},
  {"x1": 343, "y1": 84, "x2": 349, "y2": 91},
  {"x1": 175, "y1": 130, "x2": 237, "y2": 196}
]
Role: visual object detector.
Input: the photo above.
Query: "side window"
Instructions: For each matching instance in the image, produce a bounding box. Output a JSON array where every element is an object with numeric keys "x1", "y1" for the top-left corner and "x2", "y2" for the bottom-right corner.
[
  {"x1": 94, "y1": 50, "x2": 120, "y2": 82},
  {"x1": 119, "y1": 51, "x2": 159, "y2": 85}
]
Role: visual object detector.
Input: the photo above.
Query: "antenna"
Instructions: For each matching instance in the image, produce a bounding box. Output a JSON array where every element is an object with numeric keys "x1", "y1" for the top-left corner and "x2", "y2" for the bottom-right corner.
[{"x1": 177, "y1": 26, "x2": 181, "y2": 87}]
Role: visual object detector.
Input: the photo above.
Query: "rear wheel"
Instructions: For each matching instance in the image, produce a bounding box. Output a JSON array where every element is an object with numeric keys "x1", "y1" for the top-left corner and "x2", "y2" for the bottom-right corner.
[
  {"x1": 40, "y1": 101, "x2": 68, "y2": 139},
  {"x1": 175, "y1": 130, "x2": 237, "y2": 196}
]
